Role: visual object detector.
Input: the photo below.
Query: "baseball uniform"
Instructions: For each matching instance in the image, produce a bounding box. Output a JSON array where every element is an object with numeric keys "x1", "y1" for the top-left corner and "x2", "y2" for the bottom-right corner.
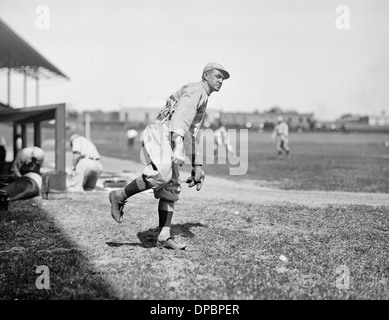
[
  {"x1": 67, "y1": 135, "x2": 103, "y2": 192},
  {"x1": 140, "y1": 81, "x2": 210, "y2": 202},
  {"x1": 273, "y1": 120, "x2": 290, "y2": 155}
]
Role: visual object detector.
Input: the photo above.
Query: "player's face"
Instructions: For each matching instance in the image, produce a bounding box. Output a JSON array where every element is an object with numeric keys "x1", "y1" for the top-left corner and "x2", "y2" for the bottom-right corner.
[{"x1": 205, "y1": 69, "x2": 225, "y2": 93}]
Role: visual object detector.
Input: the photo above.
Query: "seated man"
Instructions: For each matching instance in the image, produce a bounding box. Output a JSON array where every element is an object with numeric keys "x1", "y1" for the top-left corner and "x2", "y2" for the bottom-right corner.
[
  {"x1": 67, "y1": 134, "x2": 103, "y2": 192},
  {"x1": 0, "y1": 146, "x2": 45, "y2": 201}
]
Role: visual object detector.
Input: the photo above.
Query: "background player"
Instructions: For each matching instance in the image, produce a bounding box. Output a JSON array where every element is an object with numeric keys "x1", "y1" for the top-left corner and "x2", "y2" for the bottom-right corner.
[
  {"x1": 272, "y1": 115, "x2": 290, "y2": 159},
  {"x1": 67, "y1": 134, "x2": 103, "y2": 192}
]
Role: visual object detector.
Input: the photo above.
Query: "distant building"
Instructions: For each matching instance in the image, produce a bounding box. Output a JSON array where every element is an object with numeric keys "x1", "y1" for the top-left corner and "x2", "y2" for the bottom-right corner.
[
  {"x1": 220, "y1": 110, "x2": 314, "y2": 129},
  {"x1": 119, "y1": 107, "x2": 160, "y2": 124},
  {"x1": 368, "y1": 111, "x2": 389, "y2": 126},
  {"x1": 337, "y1": 113, "x2": 369, "y2": 124},
  {"x1": 118, "y1": 106, "x2": 315, "y2": 130}
]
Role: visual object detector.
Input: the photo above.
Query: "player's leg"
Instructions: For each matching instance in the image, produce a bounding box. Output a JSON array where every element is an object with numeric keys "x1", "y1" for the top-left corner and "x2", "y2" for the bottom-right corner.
[
  {"x1": 109, "y1": 123, "x2": 171, "y2": 223},
  {"x1": 1, "y1": 176, "x2": 40, "y2": 201},
  {"x1": 109, "y1": 120, "x2": 173, "y2": 223},
  {"x1": 83, "y1": 160, "x2": 102, "y2": 191},
  {"x1": 283, "y1": 138, "x2": 291, "y2": 158},
  {"x1": 156, "y1": 199, "x2": 185, "y2": 250},
  {"x1": 109, "y1": 159, "x2": 173, "y2": 224},
  {"x1": 109, "y1": 173, "x2": 152, "y2": 223},
  {"x1": 154, "y1": 163, "x2": 185, "y2": 249},
  {"x1": 67, "y1": 159, "x2": 87, "y2": 192},
  {"x1": 276, "y1": 140, "x2": 283, "y2": 158},
  {"x1": 157, "y1": 199, "x2": 173, "y2": 240}
]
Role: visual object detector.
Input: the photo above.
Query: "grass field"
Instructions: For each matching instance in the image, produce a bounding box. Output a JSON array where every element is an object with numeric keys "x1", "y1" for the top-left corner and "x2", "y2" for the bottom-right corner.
[
  {"x1": 90, "y1": 128, "x2": 389, "y2": 193},
  {"x1": 1, "y1": 124, "x2": 388, "y2": 193},
  {"x1": 1, "y1": 193, "x2": 388, "y2": 300},
  {"x1": 0, "y1": 124, "x2": 388, "y2": 300}
]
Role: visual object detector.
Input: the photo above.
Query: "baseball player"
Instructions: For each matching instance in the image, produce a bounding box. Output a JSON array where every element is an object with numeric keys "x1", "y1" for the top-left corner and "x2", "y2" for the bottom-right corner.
[
  {"x1": 126, "y1": 128, "x2": 139, "y2": 151},
  {"x1": 10, "y1": 146, "x2": 45, "y2": 177},
  {"x1": 67, "y1": 134, "x2": 103, "y2": 192},
  {"x1": 2, "y1": 146, "x2": 45, "y2": 201},
  {"x1": 109, "y1": 62, "x2": 230, "y2": 250},
  {"x1": 272, "y1": 116, "x2": 290, "y2": 159},
  {"x1": 214, "y1": 123, "x2": 234, "y2": 155}
]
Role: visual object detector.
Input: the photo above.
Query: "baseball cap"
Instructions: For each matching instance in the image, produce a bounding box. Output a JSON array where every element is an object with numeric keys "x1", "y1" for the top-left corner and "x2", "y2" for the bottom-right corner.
[
  {"x1": 32, "y1": 147, "x2": 45, "y2": 164},
  {"x1": 202, "y1": 62, "x2": 230, "y2": 79},
  {"x1": 70, "y1": 134, "x2": 80, "y2": 143}
]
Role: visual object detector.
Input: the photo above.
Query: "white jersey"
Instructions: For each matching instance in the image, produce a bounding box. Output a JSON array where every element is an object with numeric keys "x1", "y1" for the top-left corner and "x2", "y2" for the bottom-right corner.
[
  {"x1": 274, "y1": 122, "x2": 289, "y2": 139},
  {"x1": 71, "y1": 136, "x2": 100, "y2": 159},
  {"x1": 127, "y1": 129, "x2": 138, "y2": 139}
]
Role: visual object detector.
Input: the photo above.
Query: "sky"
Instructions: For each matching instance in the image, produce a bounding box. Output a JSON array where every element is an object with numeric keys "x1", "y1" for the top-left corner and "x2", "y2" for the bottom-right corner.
[{"x1": 0, "y1": 0, "x2": 388, "y2": 120}]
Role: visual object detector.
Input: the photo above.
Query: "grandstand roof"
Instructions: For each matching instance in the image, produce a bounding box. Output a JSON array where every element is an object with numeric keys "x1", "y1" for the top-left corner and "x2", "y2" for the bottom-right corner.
[
  {"x1": 0, "y1": 104, "x2": 59, "y2": 123},
  {"x1": 0, "y1": 18, "x2": 69, "y2": 79}
]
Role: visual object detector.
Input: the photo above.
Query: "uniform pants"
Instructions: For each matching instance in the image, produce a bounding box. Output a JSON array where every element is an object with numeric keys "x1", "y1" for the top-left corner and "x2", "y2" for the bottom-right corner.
[
  {"x1": 0, "y1": 176, "x2": 40, "y2": 201},
  {"x1": 276, "y1": 138, "x2": 290, "y2": 153},
  {"x1": 141, "y1": 120, "x2": 181, "y2": 202},
  {"x1": 67, "y1": 159, "x2": 103, "y2": 192}
]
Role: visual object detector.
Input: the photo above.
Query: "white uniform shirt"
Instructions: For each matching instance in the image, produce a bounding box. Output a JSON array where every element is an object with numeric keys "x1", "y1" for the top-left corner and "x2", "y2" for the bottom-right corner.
[
  {"x1": 127, "y1": 129, "x2": 138, "y2": 139},
  {"x1": 71, "y1": 136, "x2": 100, "y2": 159},
  {"x1": 274, "y1": 122, "x2": 289, "y2": 139}
]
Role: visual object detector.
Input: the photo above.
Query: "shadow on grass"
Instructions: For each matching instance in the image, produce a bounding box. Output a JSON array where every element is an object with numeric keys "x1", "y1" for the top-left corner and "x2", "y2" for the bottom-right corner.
[
  {"x1": 135, "y1": 222, "x2": 207, "y2": 248},
  {"x1": 106, "y1": 241, "x2": 144, "y2": 248},
  {"x1": 0, "y1": 199, "x2": 117, "y2": 300}
]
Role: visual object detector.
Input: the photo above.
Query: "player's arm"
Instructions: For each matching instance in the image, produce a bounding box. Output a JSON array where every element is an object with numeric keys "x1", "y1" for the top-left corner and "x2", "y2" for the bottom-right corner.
[
  {"x1": 186, "y1": 131, "x2": 205, "y2": 191},
  {"x1": 70, "y1": 138, "x2": 83, "y2": 170},
  {"x1": 10, "y1": 153, "x2": 23, "y2": 178},
  {"x1": 72, "y1": 152, "x2": 82, "y2": 171},
  {"x1": 191, "y1": 129, "x2": 203, "y2": 167},
  {"x1": 271, "y1": 127, "x2": 277, "y2": 141}
]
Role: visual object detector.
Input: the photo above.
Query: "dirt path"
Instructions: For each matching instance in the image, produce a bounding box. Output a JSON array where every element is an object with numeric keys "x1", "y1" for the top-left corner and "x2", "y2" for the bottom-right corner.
[{"x1": 44, "y1": 152, "x2": 389, "y2": 207}]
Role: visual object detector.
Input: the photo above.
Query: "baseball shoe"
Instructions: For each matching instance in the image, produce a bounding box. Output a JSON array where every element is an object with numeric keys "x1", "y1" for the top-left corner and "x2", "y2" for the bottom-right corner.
[
  {"x1": 157, "y1": 237, "x2": 187, "y2": 250},
  {"x1": 109, "y1": 190, "x2": 126, "y2": 223}
]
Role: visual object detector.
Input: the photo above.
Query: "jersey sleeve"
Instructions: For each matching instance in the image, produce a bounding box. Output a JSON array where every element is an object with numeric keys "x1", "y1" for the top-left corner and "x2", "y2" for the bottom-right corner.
[
  {"x1": 71, "y1": 138, "x2": 82, "y2": 154},
  {"x1": 10, "y1": 151, "x2": 23, "y2": 176}
]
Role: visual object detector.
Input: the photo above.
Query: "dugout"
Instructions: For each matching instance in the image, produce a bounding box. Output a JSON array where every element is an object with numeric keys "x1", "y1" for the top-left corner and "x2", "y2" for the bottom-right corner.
[{"x1": 0, "y1": 18, "x2": 69, "y2": 191}]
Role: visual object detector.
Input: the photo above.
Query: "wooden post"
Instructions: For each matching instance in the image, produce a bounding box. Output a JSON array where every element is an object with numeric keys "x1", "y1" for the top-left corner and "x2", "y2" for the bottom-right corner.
[
  {"x1": 21, "y1": 123, "x2": 27, "y2": 148},
  {"x1": 23, "y1": 69, "x2": 27, "y2": 107},
  {"x1": 13, "y1": 123, "x2": 18, "y2": 159},
  {"x1": 7, "y1": 68, "x2": 11, "y2": 106},
  {"x1": 36, "y1": 76, "x2": 39, "y2": 106},
  {"x1": 55, "y1": 104, "x2": 66, "y2": 172},
  {"x1": 34, "y1": 121, "x2": 41, "y2": 147},
  {"x1": 85, "y1": 112, "x2": 90, "y2": 140}
]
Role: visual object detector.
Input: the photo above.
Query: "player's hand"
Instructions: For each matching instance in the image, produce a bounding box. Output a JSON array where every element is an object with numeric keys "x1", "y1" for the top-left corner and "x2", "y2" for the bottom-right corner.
[
  {"x1": 186, "y1": 165, "x2": 205, "y2": 191},
  {"x1": 172, "y1": 134, "x2": 185, "y2": 166}
]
